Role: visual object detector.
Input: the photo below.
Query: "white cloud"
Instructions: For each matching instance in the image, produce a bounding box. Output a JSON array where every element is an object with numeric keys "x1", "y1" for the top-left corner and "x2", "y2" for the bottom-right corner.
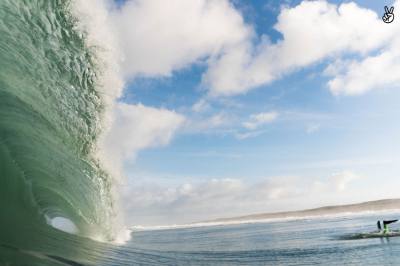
[
  {"x1": 183, "y1": 110, "x2": 278, "y2": 139},
  {"x1": 122, "y1": 171, "x2": 362, "y2": 225},
  {"x1": 84, "y1": 0, "x2": 400, "y2": 107},
  {"x1": 327, "y1": 40, "x2": 400, "y2": 95},
  {"x1": 323, "y1": 0, "x2": 400, "y2": 95},
  {"x1": 203, "y1": 0, "x2": 395, "y2": 96},
  {"x1": 184, "y1": 112, "x2": 233, "y2": 133},
  {"x1": 192, "y1": 98, "x2": 211, "y2": 113},
  {"x1": 235, "y1": 130, "x2": 264, "y2": 140},
  {"x1": 100, "y1": 103, "x2": 185, "y2": 176},
  {"x1": 208, "y1": 112, "x2": 231, "y2": 127},
  {"x1": 103, "y1": 0, "x2": 399, "y2": 100},
  {"x1": 182, "y1": 111, "x2": 277, "y2": 139},
  {"x1": 242, "y1": 111, "x2": 278, "y2": 130},
  {"x1": 111, "y1": 0, "x2": 251, "y2": 79}
]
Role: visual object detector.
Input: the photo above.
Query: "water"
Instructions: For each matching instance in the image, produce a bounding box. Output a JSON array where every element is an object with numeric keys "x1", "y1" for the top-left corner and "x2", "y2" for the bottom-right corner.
[
  {"x1": 0, "y1": 0, "x2": 115, "y2": 244},
  {"x1": 4, "y1": 212, "x2": 399, "y2": 265},
  {"x1": 120, "y1": 213, "x2": 400, "y2": 265}
]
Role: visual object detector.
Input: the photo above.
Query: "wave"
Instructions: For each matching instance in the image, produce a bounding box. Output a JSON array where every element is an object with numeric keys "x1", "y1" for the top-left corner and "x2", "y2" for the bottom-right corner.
[{"x1": 0, "y1": 0, "x2": 124, "y2": 255}]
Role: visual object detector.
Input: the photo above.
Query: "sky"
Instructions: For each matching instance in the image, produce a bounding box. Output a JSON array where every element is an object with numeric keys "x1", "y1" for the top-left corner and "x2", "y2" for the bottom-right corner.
[{"x1": 93, "y1": 0, "x2": 400, "y2": 226}]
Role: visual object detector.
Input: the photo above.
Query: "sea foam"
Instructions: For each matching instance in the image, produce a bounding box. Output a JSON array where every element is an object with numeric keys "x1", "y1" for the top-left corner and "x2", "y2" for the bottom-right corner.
[{"x1": 70, "y1": 0, "x2": 130, "y2": 244}]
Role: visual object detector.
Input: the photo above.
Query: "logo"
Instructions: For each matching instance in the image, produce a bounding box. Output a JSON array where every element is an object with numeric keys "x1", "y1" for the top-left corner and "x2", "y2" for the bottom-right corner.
[{"x1": 383, "y1": 6, "x2": 394, "y2": 24}]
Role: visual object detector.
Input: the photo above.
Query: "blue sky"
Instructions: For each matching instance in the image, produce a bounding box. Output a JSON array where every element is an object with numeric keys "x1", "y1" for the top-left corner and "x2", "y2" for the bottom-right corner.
[{"x1": 100, "y1": 0, "x2": 400, "y2": 225}]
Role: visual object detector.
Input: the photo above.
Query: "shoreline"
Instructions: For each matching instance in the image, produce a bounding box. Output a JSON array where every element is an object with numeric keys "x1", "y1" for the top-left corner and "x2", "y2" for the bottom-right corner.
[{"x1": 131, "y1": 199, "x2": 400, "y2": 232}]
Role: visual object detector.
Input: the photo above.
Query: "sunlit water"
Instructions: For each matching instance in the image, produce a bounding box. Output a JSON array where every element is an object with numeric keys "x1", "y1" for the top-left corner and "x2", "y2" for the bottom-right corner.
[
  {"x1": 120, "y1": 212, "x2": 400, "y2": 265},
  {"x1": 3, "y1": 212, "x2": 400, "y2": 265}
]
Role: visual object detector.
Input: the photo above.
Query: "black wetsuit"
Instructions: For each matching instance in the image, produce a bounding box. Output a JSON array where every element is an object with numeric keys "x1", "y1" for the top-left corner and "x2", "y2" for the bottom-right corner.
[{"x1": 377, "y1": 220, "x2": 398, "y2": 233}]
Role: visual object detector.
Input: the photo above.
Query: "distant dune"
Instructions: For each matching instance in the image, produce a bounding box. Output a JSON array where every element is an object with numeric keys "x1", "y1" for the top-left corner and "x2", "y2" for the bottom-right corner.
[{"x1": 210, "y1": 199, "x2": 400, "y2": 223}]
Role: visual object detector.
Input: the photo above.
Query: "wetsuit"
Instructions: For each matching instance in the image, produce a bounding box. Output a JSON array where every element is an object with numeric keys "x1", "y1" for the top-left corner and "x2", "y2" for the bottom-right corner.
[{"x1": 377, "y1": 220, "x2": 398, "y2": 234}]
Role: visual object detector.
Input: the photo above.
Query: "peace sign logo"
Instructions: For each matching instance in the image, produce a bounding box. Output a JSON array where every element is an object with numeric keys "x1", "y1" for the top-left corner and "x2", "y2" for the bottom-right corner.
[{"x1": 383, "y1": 6, "x2": 394, "y2": 24}]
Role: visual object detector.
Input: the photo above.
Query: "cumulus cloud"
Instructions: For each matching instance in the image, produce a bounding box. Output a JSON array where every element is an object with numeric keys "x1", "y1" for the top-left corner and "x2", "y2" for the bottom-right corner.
[
  {"x1": 203, "y1": 0, "x2": 396, "y2": 96},
  {"x1": 111, "y1": 0, "x2": 251, "y2": 78},
  {"x1": 99, "y1": 0, "x2": 251, "y2": 173},
  {"x1": 123, "y1": 171, "x2": 361, "y2": 225},
  {"x1": 72, "y1": 0, "x2": 198, "y2": 180},
  {"x1": 100, "y1": 103, "x2": 185, "y2": 176},
  {"x1": 327, "y1": 39, "x2": 400, "y2": 95},
  {"x1": 107, "y1": 0, "x2": 400, "y2": 99}
]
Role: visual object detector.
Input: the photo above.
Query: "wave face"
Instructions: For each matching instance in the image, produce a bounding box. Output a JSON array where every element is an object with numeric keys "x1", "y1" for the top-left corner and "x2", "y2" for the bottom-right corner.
[{"x1": 0, "y1": 0, "x2": 115, "y2": 251}]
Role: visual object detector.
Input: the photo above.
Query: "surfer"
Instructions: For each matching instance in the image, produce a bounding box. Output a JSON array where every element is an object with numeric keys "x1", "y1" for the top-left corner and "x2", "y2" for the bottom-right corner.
[{"x1": 377, "y1": 220, "x2": 398, "y2": 234}]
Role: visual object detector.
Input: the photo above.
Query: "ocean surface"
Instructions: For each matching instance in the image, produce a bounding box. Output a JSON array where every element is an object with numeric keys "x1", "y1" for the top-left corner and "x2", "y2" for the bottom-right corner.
[{"x1": 3, "y1": 212, "x2": 400, "y2": 265}]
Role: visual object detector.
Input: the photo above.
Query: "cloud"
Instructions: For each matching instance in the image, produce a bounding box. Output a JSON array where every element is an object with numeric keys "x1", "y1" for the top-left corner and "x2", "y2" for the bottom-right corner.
[
  {"x1": 183, "y1": 110, "x2": 277, "y2": 138},
  {"x1": 111, "y1": 0, "x2": 251, "y2": 79},
  {"x1": 182, "y1": 111, "x2": 277, "y2": 139},
  {"x1": 100, "y1": 103, "x2": 185, "y2": 176},
  {"x1": 192, "y1": 98, "x2": 211, "y2": 113},
  {"x1": 94, "y1": 0, "x2": 400, "y2": 102},
  {"x1": 72, "y1": 0, "x2": 195, "y2": 179},
  {"x1": 122, "y1": 171, "x2": 361, "y2": 225},
  {"x1": 185, "y1": 150, "x2": 242, "y2": 159},
  {"x1": 184, "y1": 112, "x2": 233, "y2": 133},
  {"x1": 242, "y1": 111, "x2": 278, "y2": 130},
  {"x1": 327, "y1": 39, "x2": 400, "y2": 95},
  {"x1": 206, "y1": 113, "x2": 231, "y2": 128},
  {"x1": 203, "y1": 0, "x2": 395, "y2": 96},
  {"x1": 329, "y1": 171, "x2": 360, "y2": 192},
  {"x1": 235, "y1": 130, "x2": 264, "y2": 140},
  {"x1": 106, "y1": 0, "x2": 399, "y2": 99}
]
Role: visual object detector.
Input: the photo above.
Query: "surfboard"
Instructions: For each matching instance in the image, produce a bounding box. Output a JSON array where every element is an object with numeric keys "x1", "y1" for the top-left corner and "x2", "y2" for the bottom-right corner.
[{"x1": 342, "y1": 230, "x2": 400, "y2": 240}]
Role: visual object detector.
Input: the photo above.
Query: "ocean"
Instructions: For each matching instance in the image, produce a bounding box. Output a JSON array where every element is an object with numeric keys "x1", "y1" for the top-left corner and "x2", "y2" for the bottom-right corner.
[
  {"x1": 3, "y1": 212, "x2": 400, "y2": 265},
  {"x1": 2, "y1": 0, "x2": 400, "y2": 265}
]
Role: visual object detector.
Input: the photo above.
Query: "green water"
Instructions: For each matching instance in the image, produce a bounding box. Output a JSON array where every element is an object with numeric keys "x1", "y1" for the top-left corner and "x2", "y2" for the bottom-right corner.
[{"x1": 0, "y1": 0, "x2": 116, "y2": 262}]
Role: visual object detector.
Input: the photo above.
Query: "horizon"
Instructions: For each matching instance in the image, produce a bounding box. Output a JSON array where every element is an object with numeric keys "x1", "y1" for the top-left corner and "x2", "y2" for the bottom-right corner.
[
  {"x1": 101, "y1": 0, "x2": 400, "y2": 227},
  {"x1": 210, "y1": 198, "x2": 400, "y2": 221},
  {"x1": 130, "y1": 198, "x2": 400, "y2": 230}
]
